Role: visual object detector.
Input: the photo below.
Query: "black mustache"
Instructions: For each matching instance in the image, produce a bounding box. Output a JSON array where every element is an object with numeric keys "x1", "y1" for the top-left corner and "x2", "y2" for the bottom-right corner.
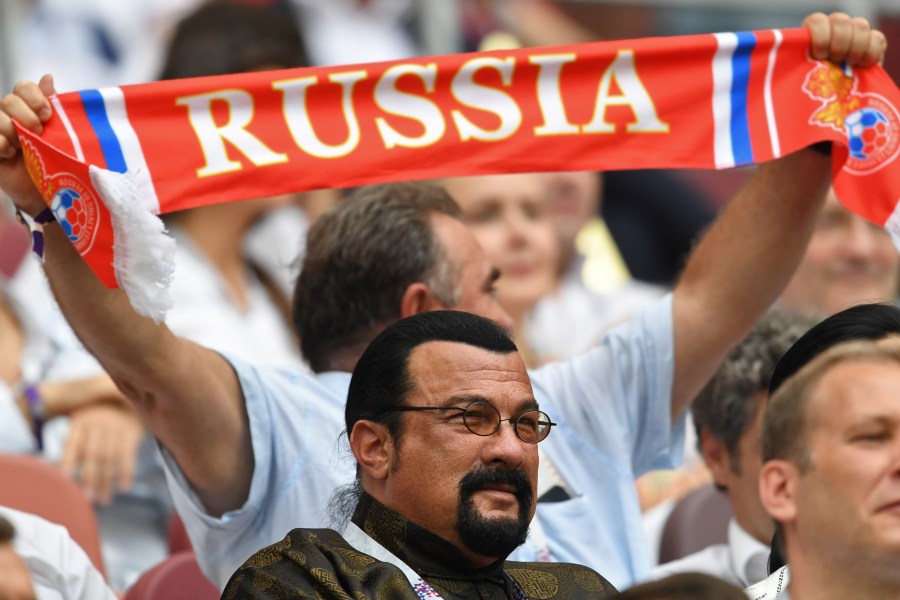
[{"x1": 459, "y1": 466, "x2": 533, "y2": 505}]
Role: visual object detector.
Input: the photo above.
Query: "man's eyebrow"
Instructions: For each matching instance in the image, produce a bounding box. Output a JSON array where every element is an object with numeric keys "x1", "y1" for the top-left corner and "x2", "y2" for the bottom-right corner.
[
  {"x1": 444, "y1": 395, "x2": 541, "y2": 412},
  {"x1": 519, "y1": 398, "x2": 540, "y2": 412},
  {"x1": 444, "y1": 394, "x2": 491, "y2": 407}
]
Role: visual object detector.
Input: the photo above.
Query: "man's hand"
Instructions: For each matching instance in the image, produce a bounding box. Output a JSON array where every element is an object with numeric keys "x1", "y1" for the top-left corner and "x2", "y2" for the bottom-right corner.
[
  {"x1": 60, "y1": 404, "x2": 145, "y2": 505},
  {"x1": 0, "y1": 75, "x2": 56, "y2": 216},
  {"x1": 670, "y1": 13, "x2": 887, "y2": 418},
  {"x1": 803, "y1": 12, "x2": 887, "y2": 67},
  {"x1": 0, "y1": 543, "x2": 36, "y2": 600}
]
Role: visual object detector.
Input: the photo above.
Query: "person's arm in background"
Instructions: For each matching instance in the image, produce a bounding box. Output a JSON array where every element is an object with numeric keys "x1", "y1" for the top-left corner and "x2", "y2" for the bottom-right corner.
[
  {"x1": 0, "y1": 77, "x2": 252, "y2": 517},
  {"x1": 670, "y1": 13, "x2": 887, "y2": 419},
  {"x1": 0, "y1": 516, "x2": 36, "y2": 600}
]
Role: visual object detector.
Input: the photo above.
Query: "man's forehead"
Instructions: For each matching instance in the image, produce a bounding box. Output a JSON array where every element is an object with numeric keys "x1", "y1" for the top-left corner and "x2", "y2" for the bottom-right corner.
[
  {"x1": 431, "y1": 213, "x2": 481, "y2": 256},
  {"x1": 407, "y1": 341, "x2": 533, "y2": 396},
  {"x1": 810, "y1": 360, "x2": 900, "y2": 426}
]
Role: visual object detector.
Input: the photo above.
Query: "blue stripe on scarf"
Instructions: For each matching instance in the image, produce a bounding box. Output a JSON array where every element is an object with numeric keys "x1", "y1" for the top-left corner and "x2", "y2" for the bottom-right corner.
[
  {"x1": 730, "y1": 31, "x2": 756, "y2": 166},
  {"x1": 79, "y1": 89, "x2": 128, "y2": 174}
]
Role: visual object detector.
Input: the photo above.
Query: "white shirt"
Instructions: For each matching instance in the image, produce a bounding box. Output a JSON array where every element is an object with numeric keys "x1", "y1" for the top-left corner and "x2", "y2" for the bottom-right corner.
[
  {"x1": 653, "y1": 519, "x2": 770, "y2": 588},
  {"x1": 0, "y1": 506, "x2": 117, "y2": 600},
  {"x1": 528, "y1": 251, "x2": 663, "y2": 365},
  {"x1": 163, "y1": 294, "x2": 683, "y2": 590},
  {"x1": 166, "y1": 226, "x2": 308, "y2": 371}
]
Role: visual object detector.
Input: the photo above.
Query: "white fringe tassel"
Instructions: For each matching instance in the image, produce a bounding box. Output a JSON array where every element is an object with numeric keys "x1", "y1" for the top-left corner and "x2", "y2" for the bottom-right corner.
[{"x1": 89, "y1": 166, "x2": 175, "y2": 322}]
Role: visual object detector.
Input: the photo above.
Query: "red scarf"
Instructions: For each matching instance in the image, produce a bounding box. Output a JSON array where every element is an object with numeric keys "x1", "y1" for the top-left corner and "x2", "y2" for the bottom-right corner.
[{"x1": 16, "y1": 27, "x2": 900, "y2": 319}]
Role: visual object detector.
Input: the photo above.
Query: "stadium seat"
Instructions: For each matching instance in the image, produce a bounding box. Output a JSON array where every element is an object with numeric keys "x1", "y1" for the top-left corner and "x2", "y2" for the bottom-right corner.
[
  {"x1": 658, "y1": 483, "x2": 733, "y2": 564},
  {"x1": 124, "y1": 551, "x2": 218, "y2": 600},
  {"x1": 167, "y1": 512, "x2": 192, "y2": 554},
  {"x1": 0, "y1": 453, "x2": 105, "y2": 575}
]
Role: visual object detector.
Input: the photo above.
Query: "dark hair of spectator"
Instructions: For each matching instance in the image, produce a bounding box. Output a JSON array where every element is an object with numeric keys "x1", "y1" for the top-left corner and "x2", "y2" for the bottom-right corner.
[
  {"x1": 345, "y1": 310, "x2": 517, "y2": 444},
  {"x1": 158, "y1": 0, "x2": 307, "y2": 80},
  {"x1": 613, "y1": 572, "x2": 746, "y2": 600},
  {"x1": 691, "y1": 310, "x2": 817, "y2": 475},
  {"x1": 293, "y1": 182, "x2": 464, "y2": 373},
  {"x1": 0, "y1": 516, "x2": 13, "y2": 543},
  {"x1": 768, "y1": 302, "x2": 900, "y2": 395}
]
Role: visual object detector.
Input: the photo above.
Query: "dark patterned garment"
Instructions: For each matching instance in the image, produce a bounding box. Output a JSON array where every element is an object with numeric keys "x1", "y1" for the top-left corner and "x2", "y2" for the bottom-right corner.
[{"x1": 222, "y1": 492, "x2": 616, "y2": 599}]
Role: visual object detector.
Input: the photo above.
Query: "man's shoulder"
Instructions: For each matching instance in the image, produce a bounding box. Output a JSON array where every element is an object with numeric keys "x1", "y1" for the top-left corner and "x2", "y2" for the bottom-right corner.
[
  {"x1": 238, "y1": 527, "x2": 365, "y2": 566},
  {"x1": 227, "y1": 353, "x2": 350, "y2": 401},
  {"x1": 504, "y1": 560, "x2": 618, "y2": 598},
  {"x1": 223, "y1": 527, "x2": 415, "y2": 599}
]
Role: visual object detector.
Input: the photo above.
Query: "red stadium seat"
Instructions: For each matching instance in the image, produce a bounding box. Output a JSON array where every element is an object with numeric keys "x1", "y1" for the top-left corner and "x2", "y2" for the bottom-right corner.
[
  {"x1": 658, "y1": 483, "x2": 733, "y2": 564},
  {"x1": 0, "y1": 453, "x2": 105, "y2": 575},
  {"x1": 125, "y1": 551, "x2": 218, "y2": 600},
  {"x1": 167, "y1": 512, "x2": 193, "y2": 554}
]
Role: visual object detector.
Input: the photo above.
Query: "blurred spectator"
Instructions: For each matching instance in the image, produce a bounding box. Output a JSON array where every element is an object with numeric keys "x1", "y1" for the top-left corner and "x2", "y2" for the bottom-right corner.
[
  {"x1": 155, "y1": 0, "x2": 326, "y2": 371},
  {"x1": 653, "y1": 310, "x2": 818, "y2": 587},
  {"x1": 441, "y1": 173, "x2": 559, "y2": 357},
  {"x1": 614, "y1": 572, "x2": 745, "y2": 600},
  {"x1": 2, "y1": 263, "x2": 172, "y2": 591},
  {"x1": 8, "y1": 0, "x2": 420, "y2": 95},
  {"x1": 0, "y1": 506, "x2": 116, "y2": 600},
  {"x1": 13, "y1": 0, "x2": 199, "y2": 90},
  {"x1": 779, "y1": 187, "x2": 899, "y2": 316},
  {"x1": 602, "y1": 170, "x2": 716, "y2": 286},
  {"x1": 291, "y1": 0, "x2": 418, "y2": 66},
  {"x1": 533, "y1": 171, "x2": 663, "y2": 363}
]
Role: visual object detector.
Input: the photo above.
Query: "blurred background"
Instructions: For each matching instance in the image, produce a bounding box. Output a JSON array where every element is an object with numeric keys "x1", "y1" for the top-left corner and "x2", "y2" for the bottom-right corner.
[{"x1": 2, "y1": 0, "x2": 897, "y2": 93}]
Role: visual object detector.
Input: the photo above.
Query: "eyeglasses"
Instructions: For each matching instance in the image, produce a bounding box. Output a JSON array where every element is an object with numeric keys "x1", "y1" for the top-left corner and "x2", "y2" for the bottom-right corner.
[{"x1": 384, "y1": 400, "x2": 556, "y2": 444}]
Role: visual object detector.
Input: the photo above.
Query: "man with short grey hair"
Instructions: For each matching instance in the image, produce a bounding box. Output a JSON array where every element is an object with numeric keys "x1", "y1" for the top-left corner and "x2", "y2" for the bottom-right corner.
[{"x1": 653, "y1": 310, "x2": 817, "y2": 587}]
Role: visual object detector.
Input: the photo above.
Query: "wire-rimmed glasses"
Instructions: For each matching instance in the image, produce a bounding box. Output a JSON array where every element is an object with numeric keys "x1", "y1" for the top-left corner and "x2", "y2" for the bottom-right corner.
[{"x1": 384, "y1": 400, "x2": 556, "y2": 443}]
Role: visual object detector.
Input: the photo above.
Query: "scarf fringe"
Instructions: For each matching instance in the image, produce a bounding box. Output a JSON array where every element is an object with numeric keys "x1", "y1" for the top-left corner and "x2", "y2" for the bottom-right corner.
[{"x1": 89, "y1": 166, "x2": 175, "y2": 322}]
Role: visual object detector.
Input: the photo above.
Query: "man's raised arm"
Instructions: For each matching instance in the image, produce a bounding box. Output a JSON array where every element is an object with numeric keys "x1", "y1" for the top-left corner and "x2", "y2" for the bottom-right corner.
[
  {"x1": 670, "y1": 12, "x2": 888, "y2": 419},
  {"x1": 0, "y1": 76, "x2": 253, "y2": 517}
]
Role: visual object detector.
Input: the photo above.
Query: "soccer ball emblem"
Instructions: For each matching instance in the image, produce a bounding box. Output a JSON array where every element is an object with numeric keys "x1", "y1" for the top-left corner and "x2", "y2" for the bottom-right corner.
[
  {"x1": 845, "y1": 107, "x2": 891, "y2": 161},
  {"x1": 51, "y1": 188, "x2": 89, "y2": 243}
]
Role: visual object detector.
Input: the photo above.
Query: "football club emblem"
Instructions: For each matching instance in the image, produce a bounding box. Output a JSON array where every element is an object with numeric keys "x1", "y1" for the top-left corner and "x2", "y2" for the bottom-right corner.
[
  {"x1": 803, "y1": 61, "x2": 900, "y2": 174},
  {"x1": 48, "y1": 174, "x2": 101, "y2": 254}
]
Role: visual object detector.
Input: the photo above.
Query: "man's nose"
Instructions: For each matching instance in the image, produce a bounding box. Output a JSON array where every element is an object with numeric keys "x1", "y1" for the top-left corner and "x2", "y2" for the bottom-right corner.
[
  {"x1": 843, "y1": 218, "x2": 881, "y2": 258},
  {"x1": 483, "y1": 419, "x2": 527, "y2": 468}
]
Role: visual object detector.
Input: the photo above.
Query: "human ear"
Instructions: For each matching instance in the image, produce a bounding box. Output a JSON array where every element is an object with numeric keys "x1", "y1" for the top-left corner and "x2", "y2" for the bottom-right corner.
[
  {"x1": 400, "y1": 282, "x2": 444, "y2": 317},
  {"x1": 699, "y1": 429, "x2": 734, "y2": 489},
  {"x1": 759, "y1": 460, "x2": 799, "y2": 524},
  {"x1": 349, "y1": 420, "x2": 394, "y2": 480}
]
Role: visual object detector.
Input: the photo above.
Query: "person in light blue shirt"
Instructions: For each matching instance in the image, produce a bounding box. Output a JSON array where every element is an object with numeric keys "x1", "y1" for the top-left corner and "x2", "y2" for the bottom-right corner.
[
  {"x1": 162, "y1": 277, "x2": 675, "y2": 589},
  {"x1": 0, "y1": 11, "x2": 886, "y2": 593}
]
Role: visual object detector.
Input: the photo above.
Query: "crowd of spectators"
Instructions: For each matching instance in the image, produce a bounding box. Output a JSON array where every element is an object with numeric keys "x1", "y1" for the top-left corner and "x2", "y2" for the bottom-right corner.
[{"x1": 0, "y1": 1, "x2": 898, "y2": 599}]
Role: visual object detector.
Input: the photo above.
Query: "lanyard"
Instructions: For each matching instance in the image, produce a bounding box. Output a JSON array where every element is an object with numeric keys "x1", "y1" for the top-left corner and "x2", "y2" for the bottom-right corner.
[
  {"x1": 342, "y1": 521, "x2": 527, "y2": 599},
  {"x1": 745, "y1": 566, "x2": 791, "y2": 600}
]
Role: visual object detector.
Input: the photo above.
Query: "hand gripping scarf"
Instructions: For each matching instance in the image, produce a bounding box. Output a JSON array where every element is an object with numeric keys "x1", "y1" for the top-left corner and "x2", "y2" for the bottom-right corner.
[{"x1": 14, "y1": 27, "x2": 900, "y2": 320}]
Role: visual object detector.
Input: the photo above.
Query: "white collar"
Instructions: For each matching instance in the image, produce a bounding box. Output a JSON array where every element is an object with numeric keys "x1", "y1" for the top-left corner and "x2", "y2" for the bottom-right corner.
[
  {"x1": 728, "y1": 520, "x2": 771, "y2": 588},
  {"x1": 745, "y1": 565, "x2": 791, "y2": 600}
]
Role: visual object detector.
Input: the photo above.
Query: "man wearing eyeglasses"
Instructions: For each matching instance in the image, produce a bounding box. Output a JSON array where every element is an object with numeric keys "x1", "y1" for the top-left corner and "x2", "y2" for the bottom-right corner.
[
  {"x1": 222, "y1": 310, "x2": 614, "y2": 598},
  {"x1": 0, "y1": 10, "x2": 887, "y2": 594}
]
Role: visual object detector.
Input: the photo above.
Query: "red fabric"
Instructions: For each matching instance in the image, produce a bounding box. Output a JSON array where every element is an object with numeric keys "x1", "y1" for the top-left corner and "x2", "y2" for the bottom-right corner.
[{"x1": 14, "y1": 27, "x2": 900, "y2": 289}]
